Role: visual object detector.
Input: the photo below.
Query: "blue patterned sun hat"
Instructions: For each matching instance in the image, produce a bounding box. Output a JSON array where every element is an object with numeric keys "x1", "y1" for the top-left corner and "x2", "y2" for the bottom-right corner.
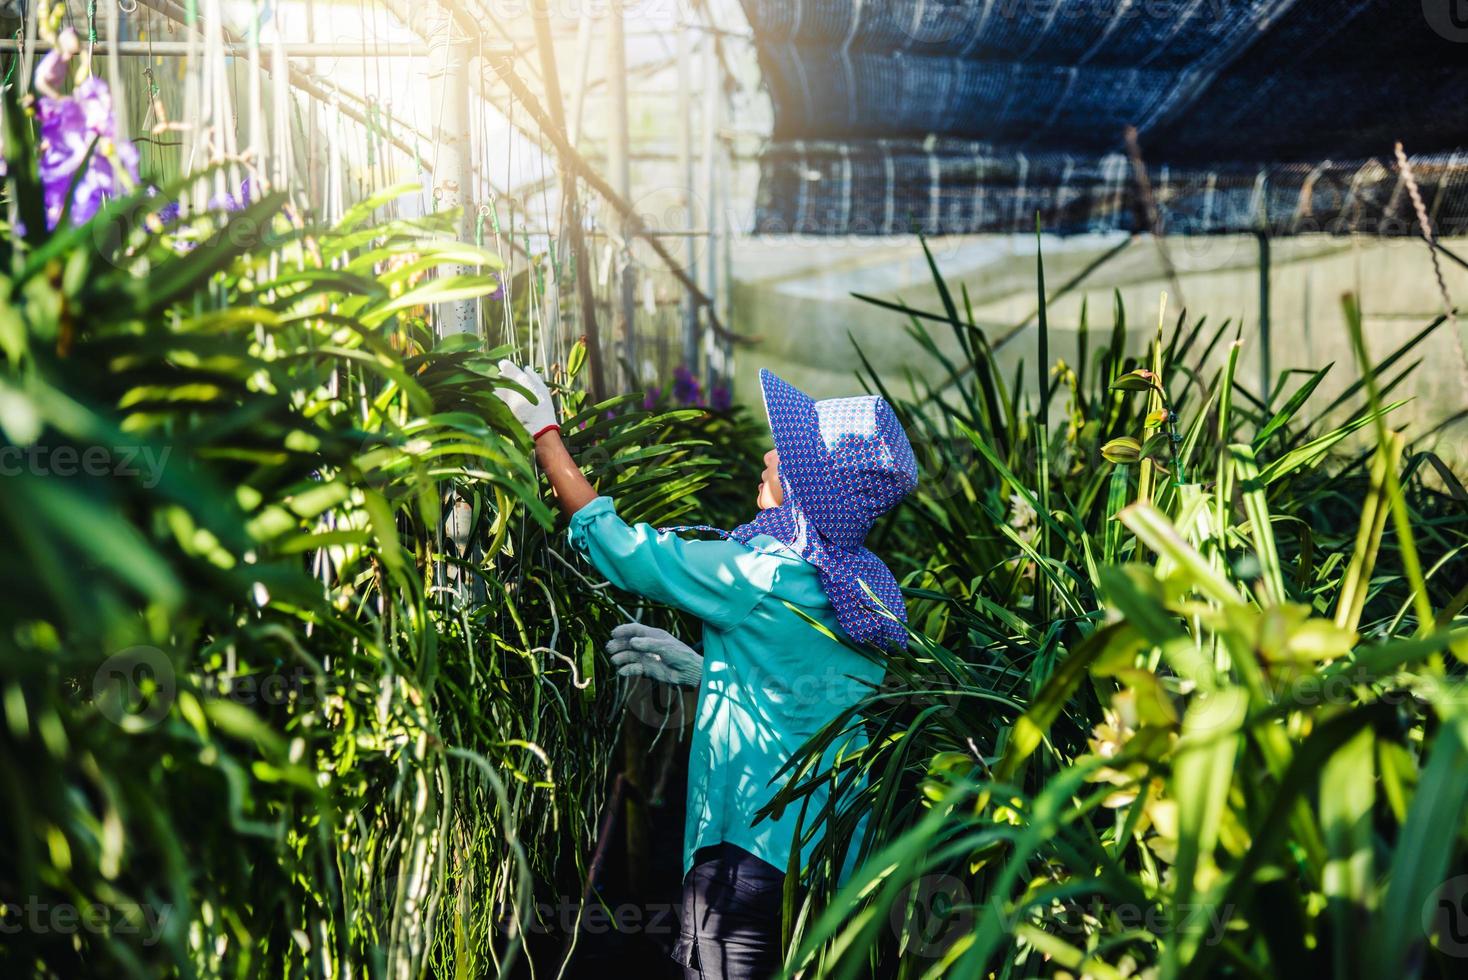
[{"x1": 727, "y1": 369, "x2": 919, "y2": 649}]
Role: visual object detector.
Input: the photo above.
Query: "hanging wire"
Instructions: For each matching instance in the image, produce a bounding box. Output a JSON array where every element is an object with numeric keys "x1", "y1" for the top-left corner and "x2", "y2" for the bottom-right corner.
[{"x1": 2, "y1": 29, "x2": 22, "y2": 88}]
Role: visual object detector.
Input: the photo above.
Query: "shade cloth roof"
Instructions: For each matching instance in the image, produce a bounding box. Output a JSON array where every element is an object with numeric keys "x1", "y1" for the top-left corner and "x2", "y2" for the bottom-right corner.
[{"x1": 739, "y1": 0, "x2": 1468, "y2": 236}]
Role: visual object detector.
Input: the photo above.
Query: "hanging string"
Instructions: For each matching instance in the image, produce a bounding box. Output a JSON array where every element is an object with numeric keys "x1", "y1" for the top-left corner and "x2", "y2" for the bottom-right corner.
[
  {"x1": 2, "y1": 29, "x2": 22, "y2": 88},
  {"x1": 379, "y1": 95, "x2": 407, "y2": 205},
  {"x1": 413, "y1": 120, "x2": 427, "y2": 215},
  {"x1": 502, "y1": 66, "x2": 520, "y2": 358},
  {"x1": 138, "y1": 9, "x2": 162, "y2": 184}
]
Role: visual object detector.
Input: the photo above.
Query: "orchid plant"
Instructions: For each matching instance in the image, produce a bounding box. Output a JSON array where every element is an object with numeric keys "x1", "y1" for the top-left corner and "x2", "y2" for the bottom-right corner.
[{"x1": 30, "y1": 22, "x2": 139, "y2": 229}]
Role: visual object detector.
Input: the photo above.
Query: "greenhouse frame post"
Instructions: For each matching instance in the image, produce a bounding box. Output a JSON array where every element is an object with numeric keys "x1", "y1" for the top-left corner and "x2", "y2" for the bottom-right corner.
[{"x1": 427, "y1": 2, "x2": 477, "y2": 337}]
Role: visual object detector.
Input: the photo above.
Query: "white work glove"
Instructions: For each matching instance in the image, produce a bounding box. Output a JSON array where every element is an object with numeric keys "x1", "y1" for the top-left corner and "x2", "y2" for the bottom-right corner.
[
  {"x1": 495, "y1": 360, "x2": 560, "y2": 440},
  {"x1": 606, "y1": 623, "x2": 702, "y2": 689}
]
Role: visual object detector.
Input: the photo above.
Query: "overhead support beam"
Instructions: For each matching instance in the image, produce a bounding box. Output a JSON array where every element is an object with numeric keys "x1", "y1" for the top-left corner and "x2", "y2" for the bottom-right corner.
[
  {"x1": 124, "y1": 0, "x2": 528, "y2": 265},
  {"x1": 486, "y1": 58, "x2": 749, "y2": 345},
  {"x1": 386, "y1": 0, "x2": 747, "y2": 350},
  {"x1": 0, "y1": 39, "x2": 444, "y2": 56}
]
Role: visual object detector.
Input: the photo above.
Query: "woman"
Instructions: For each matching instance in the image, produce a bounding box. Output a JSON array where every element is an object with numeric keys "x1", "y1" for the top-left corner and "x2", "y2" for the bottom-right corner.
[{"x1": 496, "y1": 362, "x2": 918, "y2": 980}]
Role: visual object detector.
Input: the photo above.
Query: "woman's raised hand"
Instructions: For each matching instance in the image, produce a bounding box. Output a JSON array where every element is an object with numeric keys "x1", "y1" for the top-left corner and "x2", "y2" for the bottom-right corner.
[{"x1": 495, "y1": 361, "x2": 560, "y2": 440}]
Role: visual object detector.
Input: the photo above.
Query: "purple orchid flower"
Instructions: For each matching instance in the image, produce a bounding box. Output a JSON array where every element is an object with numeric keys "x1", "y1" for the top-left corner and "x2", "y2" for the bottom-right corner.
[
  {"x1": 33, "y1": 28, "x2": 79, "y2": 98},
  {"x1": 709, "y1": 384, "x2": 732, "y2": 412},
  {"x1": 207, "y1": 177, "x2": 255, "y2": 213},
  {"x1": 145, "y1": 186, "x2": 182, "y2": 226},
  {"x1": 37, "y1": 76, "x2": 139, "y2": 228},
  {"x1": 641, "y1": 385, "x2": 662, "y2": 410},
  {"x1": 155, "y1": 194, "x2": 182, "y2": 225},
  {"x1": 34, "y1": 49, "x2": 68, "y2": 98},
  {"x1": 672, "y1": 364, "x2": 702, "y2": 406}
]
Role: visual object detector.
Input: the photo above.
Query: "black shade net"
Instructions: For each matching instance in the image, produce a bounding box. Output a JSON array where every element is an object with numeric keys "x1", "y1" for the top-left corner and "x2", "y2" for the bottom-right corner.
[{"x1": 739, "y1": 0, "x2": 1468, "y2": 235}]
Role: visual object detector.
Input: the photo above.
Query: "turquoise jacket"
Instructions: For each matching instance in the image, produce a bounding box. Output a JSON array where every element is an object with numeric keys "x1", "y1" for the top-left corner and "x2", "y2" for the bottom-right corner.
[{"x1": 568, "y1": 495, "x2": 880, "y2": 880}]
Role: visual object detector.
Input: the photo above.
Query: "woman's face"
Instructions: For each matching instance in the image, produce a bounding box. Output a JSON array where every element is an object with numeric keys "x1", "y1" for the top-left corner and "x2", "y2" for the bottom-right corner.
[{"x1": 757, "y1": 449, "x2": 784, "y2": 510}]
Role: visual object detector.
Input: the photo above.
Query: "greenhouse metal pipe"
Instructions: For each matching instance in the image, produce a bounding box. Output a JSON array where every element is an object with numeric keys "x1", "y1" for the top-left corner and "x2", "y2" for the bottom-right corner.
[
  {"x1": 455, "y1": 0, "x2": 545, "y2": 90},
  {"x1": 126, "y1": 0, "x2": 436, "y2": 162},
  {"x1": 414, "y1": 2, "x2": 747, "y2": 345},
  {"x1": 387, "y1": 0, "x2": 748, "y2": 345},
  {"x1": 485, "y1": 57, "x2": 750, "y2": 346},
  {"x1": 517, "y1": 229, "x2": 714, "y2": 238},
  {"x1": 122, "y1": 0, "x2": 498, "y2": 175},
  {"x1": 118, "y1": 0, "x2": 528, "y2": 264},
  {"x1": 0, "y1": 39, "x2": 438, "y2": 56}
]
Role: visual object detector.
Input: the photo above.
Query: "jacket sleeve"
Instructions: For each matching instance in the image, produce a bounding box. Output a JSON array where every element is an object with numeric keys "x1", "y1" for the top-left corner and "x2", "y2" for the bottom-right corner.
[{"x1": 567, "y1": 496, "x2": 770, "y2": 631}]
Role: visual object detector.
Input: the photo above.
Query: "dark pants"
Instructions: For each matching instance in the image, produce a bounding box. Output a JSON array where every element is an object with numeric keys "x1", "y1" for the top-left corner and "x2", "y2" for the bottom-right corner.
[{"x1": 672, "y1": 842, "x2": 785, "y2": 980}]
